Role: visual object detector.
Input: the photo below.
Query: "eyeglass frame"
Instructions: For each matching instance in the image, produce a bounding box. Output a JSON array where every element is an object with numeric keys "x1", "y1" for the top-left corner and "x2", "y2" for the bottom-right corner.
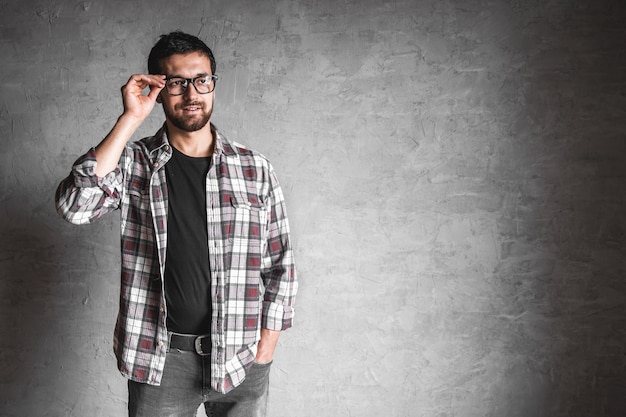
[{"x1": 163, "y1": 74, "x2": 219, "y2": 96}]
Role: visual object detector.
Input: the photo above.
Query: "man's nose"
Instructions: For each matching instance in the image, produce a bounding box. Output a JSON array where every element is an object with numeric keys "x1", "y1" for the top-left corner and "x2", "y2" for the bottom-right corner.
[{"x1": 184, "y1": 82, "x2": 199, "y2": 98}]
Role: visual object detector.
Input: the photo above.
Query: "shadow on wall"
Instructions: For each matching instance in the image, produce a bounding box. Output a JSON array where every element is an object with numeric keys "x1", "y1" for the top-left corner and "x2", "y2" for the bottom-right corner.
[
  {"x1": 0, "y1": 192, "x2": 123, "y2": 415},
  {"x1": 0, "y1": 198, "x2": 65, "y2": 407},
  {"x1": 489, "y1": 4, "x2": 626, "y2": 416}
]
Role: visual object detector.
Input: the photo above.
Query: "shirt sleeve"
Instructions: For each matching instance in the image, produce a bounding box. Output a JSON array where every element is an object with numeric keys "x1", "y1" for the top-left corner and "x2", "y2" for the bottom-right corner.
[
  {"x1": 260, "y1": 166, "x2": 298, "y2": 331},
  {"x1": 55, "y1": 147, "x2": 125, "y2": 225}
]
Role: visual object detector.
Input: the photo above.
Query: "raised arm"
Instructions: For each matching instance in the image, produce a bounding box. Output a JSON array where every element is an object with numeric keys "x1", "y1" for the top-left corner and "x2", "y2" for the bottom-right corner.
[
  {"x1": 55, "y1": 74, "x2": 165, "y2": 224},
  {"x1": 95, "y1": 74, "x2": 165, "y2": 176}
]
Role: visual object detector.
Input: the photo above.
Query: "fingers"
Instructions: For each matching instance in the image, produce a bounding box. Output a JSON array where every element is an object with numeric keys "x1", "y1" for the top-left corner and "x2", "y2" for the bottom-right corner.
[
  {"x1": 147, "y1": 84, "x2": 163, "y2": 102},
  {"x1": 122, "y1": 74, "x2": 166, "y2": 95},
  {"x1": 120, "y1": 74, "x2": 166, "y2": 119}
]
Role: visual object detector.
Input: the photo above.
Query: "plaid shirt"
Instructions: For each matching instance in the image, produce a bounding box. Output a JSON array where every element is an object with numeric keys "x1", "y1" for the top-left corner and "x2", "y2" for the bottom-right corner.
[{"x1": 55, "y1": 125, "x2": 297, "y2": 393}]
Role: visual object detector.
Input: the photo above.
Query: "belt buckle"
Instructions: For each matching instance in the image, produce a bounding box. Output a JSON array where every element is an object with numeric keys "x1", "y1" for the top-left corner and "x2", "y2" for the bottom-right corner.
[{"x1": 194, "y1": 335, "x2": 211, "y2": 356}]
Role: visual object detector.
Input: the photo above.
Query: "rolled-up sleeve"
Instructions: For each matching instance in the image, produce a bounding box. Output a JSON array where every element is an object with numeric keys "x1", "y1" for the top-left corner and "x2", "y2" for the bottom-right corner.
[
  {"x1": 55, "y1": 148, "x2": 124, "y2": 225},
  {"x1": 260, "y1": 167, "x2": 298, "y2": 331}
]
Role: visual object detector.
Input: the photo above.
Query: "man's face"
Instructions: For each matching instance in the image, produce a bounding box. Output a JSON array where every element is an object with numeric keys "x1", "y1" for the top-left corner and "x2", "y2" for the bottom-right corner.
[{"x1": 158, "y1": 51, "x2": 215, "y2": 133}]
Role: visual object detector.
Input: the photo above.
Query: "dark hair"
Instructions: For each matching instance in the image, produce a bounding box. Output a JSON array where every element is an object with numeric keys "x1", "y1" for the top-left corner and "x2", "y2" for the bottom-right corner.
[{"x1": 147, "y1": 31, "x2": 216, "y2": 75}]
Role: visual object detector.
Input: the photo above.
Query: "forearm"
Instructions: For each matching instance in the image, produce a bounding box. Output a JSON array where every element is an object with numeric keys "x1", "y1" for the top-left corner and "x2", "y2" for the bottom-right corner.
[
  {"x1": 94, "y1": 114, "x2": 143, "y2": 177},
  {"x1": 255, "y1": 328, "x2": 280, "y2": 363}
]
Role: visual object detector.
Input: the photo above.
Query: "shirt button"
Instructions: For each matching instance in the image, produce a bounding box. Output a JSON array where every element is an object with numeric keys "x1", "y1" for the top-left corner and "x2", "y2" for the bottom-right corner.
[
  {"x1": 164, "y1": 145, "x2": 170, "y2": 152},
  {"x1": 157, "y1": 340, "x2": 164, "y2": 347},
  {"x1": 153, "y1": 162, "x2": 159, "y2": 168}
]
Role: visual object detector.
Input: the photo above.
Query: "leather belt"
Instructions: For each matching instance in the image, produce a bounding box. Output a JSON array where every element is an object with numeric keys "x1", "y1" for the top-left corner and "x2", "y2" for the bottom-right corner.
[{"x1": 169, "y1": 333, "x2": 211, "y2": 356}]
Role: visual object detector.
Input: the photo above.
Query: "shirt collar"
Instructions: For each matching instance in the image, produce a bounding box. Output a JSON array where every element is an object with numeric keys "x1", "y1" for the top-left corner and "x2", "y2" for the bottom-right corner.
[
  {"x1": 144, "y1": 124, "x2": 169, "y2": 156},
  {"x1": 213, "y1": 126, "x2": 238, "y2": 157},
  {"x1": 144, "y1": 123, "x2": 239, "y2": 159}
]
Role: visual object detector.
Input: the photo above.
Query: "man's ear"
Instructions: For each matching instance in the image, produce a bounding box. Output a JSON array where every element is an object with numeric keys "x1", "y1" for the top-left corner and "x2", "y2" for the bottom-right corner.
[{"x1": 156, "y1": 92, "x2": 163, "y2": 104}]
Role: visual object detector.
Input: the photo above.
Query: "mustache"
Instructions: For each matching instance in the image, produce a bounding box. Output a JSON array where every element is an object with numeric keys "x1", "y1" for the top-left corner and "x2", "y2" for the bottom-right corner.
[{"x1": 181, "y1": 101, "x2": 203, "y2": 107}]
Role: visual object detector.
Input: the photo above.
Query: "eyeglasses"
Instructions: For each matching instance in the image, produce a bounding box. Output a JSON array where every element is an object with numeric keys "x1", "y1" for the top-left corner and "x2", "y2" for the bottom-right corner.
[{"x1": 164, "y1": 74, "x2": 218, "y2": 96}]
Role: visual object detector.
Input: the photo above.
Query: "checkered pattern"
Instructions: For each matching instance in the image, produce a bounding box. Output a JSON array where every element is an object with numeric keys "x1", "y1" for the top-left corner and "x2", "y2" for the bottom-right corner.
[{"x1": 55, "y1": 125, "x2": 297, "y2": 393}]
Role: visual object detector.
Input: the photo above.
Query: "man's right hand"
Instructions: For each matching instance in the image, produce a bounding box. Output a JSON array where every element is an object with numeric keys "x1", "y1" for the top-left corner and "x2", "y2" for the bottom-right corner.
[
  {"x1": 121, "y1": 74, "x2": 166, "y2": 122},
  {"x1": 93, "y1": 74, "x2": 166, "y2": 177}
]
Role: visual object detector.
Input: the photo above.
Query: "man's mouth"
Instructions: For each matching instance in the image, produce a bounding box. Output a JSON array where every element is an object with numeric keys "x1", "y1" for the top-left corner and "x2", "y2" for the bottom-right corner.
[{"x1": 182, "y1": 103, "x2": 202, "y2": 112}]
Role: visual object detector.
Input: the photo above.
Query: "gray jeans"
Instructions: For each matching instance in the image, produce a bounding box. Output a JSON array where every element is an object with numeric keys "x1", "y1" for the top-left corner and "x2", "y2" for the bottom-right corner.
[{"x1": 128, "y1": 349, "x2": 271, "y2": 417}]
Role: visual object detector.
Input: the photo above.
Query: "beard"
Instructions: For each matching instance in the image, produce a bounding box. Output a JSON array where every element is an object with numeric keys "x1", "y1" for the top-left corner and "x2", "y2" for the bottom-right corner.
[{"x1": 163, "y1": 100, "x2": 213, "y2": 132}]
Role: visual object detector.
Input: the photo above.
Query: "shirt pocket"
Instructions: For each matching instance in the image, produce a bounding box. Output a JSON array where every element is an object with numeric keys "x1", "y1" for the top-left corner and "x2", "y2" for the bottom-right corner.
[
  {"x1": 122, "y1": 181, "x2": 151, "y2": 233},
  {"x1": 224, "y1": 195, "x2": 268, "y2": 243}
]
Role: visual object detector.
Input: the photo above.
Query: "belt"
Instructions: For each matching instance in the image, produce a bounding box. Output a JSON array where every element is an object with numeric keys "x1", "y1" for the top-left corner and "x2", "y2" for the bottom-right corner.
[{"x1": 169, "y1": 333, "x2": 211, "y2": 356}]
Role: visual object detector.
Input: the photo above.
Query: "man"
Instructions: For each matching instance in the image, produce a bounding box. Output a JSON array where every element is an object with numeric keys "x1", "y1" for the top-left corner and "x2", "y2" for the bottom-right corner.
[{"x1": 55, "y1": 31, "x2": 298, "y2": 417}]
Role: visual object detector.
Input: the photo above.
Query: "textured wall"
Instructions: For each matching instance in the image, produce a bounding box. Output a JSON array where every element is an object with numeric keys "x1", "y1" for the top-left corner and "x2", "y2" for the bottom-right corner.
[{"x1": 1, "y1": 1, "x2": 625, "y2": 416}]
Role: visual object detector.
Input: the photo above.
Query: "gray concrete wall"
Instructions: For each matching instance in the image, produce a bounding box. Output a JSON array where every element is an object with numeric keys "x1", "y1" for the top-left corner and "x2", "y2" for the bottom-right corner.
[{"x1": 1, "y1": 1, "x2": 625, "y2": 416}]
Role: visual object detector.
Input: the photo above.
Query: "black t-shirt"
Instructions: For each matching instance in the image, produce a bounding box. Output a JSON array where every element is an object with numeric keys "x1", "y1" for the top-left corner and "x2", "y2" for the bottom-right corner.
[{"x1": 164, "y1": 145, "x2": 212, "y2": 335}]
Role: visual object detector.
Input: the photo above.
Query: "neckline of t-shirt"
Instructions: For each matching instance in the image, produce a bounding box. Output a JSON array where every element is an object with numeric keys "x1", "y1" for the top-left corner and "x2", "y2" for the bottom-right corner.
[{"x1": 171, "y1": 144, "x2": 212, "y2": 161}]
